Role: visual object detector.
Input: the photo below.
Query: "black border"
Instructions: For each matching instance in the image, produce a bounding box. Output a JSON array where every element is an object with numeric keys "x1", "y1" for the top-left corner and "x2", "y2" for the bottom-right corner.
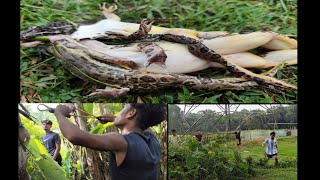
[{"x1": 297, "y1": 0, "x2": 315, "y2": 178}]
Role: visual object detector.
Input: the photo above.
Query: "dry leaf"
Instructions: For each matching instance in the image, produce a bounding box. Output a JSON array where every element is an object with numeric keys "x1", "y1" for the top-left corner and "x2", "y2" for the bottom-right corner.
[
  {"x1": 35, "y1": 83, "x2": 49, "y2": 88},
  {"x1": 26, "y1": 95, "x2": 33, "y2": 103},
  {"x1": 30, "y1": 58, "x2": 38, "y2": 65},
  {"x1": 37, "y1": 94, "x2": 42, "y2": 102},
  {"x1": 20, "y1": 95, "x2": 28, "y2": 103},
  {"x1": 23, "y1": 72, "x2": 30, "y2": 76},
  {"x1": 48, "y1": 74, "x2": 57, "y2": 77}
]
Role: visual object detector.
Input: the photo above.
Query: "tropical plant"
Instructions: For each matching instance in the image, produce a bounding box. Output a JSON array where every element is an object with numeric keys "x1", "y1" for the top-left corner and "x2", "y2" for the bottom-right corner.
[{"x1": 19, "y1": 103, "x2": 166, "y2": 179}]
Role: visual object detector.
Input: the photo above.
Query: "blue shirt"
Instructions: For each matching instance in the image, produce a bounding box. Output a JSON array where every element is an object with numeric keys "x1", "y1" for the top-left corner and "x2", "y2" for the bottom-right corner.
[{"x1": 264, "y1": 137, "x2": 277, "y2": 155}]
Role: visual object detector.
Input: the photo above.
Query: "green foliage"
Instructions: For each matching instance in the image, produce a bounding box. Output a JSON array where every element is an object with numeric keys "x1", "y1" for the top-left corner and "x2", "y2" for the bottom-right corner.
[
  {"x1": 169, "y1": 135, "x2": 297, "y2": 179},
  {"x1": 62, "y1": 150, "x2": 72, "y2": 178},
  {"x1": 186, "y1": 155, "x2": 198, "y2": 169},
  {"x1": 20, "y1": 103, "x2": 167, "y2": 179},
  {"x1": 83, "y1": 103, "x2": 94, "y2": 115},
  {"x1": 169, "y1": 139, "x2": 254, "y2": 180},
  {"x1": 90, "y1": 122, "x2": 114, "y2": 134},
  {"x1": 21, "y1": 115, "x2": 44, "y2": 140},
  {"x1": 26, "y1": 137, "x2": 66, "y2": 180},
  {"x1": 105, "y1": 103, "x2": 124, "y2": 113}
]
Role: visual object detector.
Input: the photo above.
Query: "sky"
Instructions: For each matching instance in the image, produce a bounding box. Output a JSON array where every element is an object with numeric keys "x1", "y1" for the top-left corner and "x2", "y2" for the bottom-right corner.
[{"x1": 175, "y1": 104, "x2": 289, "y2": 113}]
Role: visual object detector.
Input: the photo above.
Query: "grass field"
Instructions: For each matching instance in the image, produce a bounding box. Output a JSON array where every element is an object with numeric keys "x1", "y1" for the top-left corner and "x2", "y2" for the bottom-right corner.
[
  {"x1": 237, "y1": 136, "x2": 297, "y2": 180},
  {"x1": 20, "y1": 0, "x2": 297, "y2": 103},
  {"x1": 168, "y1": 135, "x2": 297, "y2": 179}
]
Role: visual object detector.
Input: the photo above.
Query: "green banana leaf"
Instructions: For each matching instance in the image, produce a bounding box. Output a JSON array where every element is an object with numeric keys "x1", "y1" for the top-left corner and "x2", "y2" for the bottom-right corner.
[
  {"x1": 27, "y1": 138, "x2": 66, "y2": 180},
  {"x1": 90, "y1": 122, "x2": 115, "y2": 134}
]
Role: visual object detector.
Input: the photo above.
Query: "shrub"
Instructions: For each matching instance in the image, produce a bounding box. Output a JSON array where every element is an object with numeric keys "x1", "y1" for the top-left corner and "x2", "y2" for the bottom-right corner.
[{"x1": 169, "y1": 140, "x2": 255, "y2": 180}]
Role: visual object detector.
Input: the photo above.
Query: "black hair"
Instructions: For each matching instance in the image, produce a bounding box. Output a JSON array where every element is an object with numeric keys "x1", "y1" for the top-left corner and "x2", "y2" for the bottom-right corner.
[
  {"x1": 270, "y1": 131, "x2": 276, "y2": 135},
  {"x1": 42, "y1": 119, "x2": 52, "y2": 125},
  {"x1": 130, "y1": 104, "x2": 167, "y2": 130},
  {"x1": 171, "y1": 129, "x2": 176, "y2": 133}
]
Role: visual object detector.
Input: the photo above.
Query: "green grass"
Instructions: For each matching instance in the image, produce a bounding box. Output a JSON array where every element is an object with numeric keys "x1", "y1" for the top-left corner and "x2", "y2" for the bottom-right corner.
[
  {"x1": 20, "y1": 0, "x2": 297, "y2": 103},
  {"x1": 251, "y1": 167, "x2": 297, "y2": 180},
  {"x1": 236, "y1": 136, "x2": 297, "y2": 179},
  {"x1": 238, "y1": 136, "x2": 297, "y2": 159}
]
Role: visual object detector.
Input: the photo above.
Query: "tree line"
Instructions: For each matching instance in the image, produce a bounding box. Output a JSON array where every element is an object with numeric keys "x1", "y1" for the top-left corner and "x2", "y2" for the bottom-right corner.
[{"x1": 168, "y1": 104, "x2": 297, "y2": 133}]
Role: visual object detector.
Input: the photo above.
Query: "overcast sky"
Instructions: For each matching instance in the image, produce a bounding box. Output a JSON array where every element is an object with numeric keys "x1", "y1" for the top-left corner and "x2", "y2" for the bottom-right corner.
[{"x1": 175, "y1": 104, "x2": 289, "y2": 113}]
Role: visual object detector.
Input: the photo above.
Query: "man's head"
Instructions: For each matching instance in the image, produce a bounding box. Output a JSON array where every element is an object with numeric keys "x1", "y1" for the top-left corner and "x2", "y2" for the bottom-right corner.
[
  {"x1": 270, "y1": 131, "x2": 276, "y2": 139},
  {"x1": 114, "y1": 104, "x2": 167, "y2": 130},
  {"x1": 196, "y1": 130, "x2": 200, "y2": 135},
  {"x1": 42, "y1": 119, "x2": 52, "y2": 131}
]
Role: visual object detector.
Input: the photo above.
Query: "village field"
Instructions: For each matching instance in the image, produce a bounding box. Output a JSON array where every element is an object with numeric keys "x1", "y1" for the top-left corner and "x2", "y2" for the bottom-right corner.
[
  {"x1": 169, "y1": 134, "x2": 297, "y2": 180},
  {"x1": 237, "y1": 136, "x2": 297, "y2": 180}
]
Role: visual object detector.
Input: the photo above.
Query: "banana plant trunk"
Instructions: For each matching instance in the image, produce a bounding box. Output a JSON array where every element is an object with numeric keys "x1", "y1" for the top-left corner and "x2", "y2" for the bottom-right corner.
[
  {"x1": 18, "y1": 115, "x2": 31, "y2": 180},
  {"x1": 75, "y1": 102, "x2": 108, "y2": 180},
  {"x1": 160, "y1": 121, "x2": 168, "y2": 180}
]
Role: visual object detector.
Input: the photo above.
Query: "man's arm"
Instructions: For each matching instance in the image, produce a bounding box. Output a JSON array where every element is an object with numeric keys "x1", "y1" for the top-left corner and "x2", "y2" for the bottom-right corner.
[
  {"x1": 53, "y1": 143, "x2": 61, "y2": 160},
  {"x1": 54, "y1": 105, "x2": 127, "y2": 152},
  {"x1": 262, "y1": 138, "x2": 268, "y2": 147},
  {"x1": 52, "y1": 133, "x2": 61, "y2": 160}
]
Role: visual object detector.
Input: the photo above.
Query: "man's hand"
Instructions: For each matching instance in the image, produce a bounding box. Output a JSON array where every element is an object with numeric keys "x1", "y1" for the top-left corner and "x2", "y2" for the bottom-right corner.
[
  {"x1": 54, "y1": 104, "x2": 75, "y2": 117},
  {"x1": 98, "y1": 114, "x2": 115, "y2": 124}
]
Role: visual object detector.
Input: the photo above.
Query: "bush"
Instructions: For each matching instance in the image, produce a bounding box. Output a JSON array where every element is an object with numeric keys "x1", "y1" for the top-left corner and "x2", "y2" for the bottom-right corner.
[{"x1": 278, "y1": 158, "x2": 297, "y2": 168}]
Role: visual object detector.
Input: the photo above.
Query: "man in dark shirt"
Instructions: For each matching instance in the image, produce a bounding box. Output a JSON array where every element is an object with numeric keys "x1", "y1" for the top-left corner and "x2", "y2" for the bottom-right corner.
[
  {"x1": 234, "y1": 131, "x2": 241, "y2": 147},
  {"x1": 195, "y1": 130, "x2": 203, "y2": 150},
  {"x1": 41, "y1": 119, "x2": 62, "y2": 166},
  {"x1": 195, "y1": 130, "x2": 202, "y2": 142},
  {"x1": 53, "y1": 103, "x2": 166, "y2": 180}
]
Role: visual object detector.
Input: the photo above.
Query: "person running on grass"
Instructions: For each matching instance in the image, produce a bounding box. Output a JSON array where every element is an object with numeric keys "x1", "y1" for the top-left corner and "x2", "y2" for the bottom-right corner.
[
  {"x1": 53, "y1": 103, "x2": 166, "y2": 180},
  {"x1": 262, "y1": 131, "x2": 279, "y2": 166},
  {"x1": 41, "y1": 119, "x2": 62, "y2": 166}
]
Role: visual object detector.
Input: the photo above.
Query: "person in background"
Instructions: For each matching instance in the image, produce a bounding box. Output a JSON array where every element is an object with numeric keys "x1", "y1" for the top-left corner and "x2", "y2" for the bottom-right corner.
[
  {"x1": 262, "y1": 131, "x2": 279, "y2": 166},
  {"x1": 170, "y1": 129, "x2": 178, "y2": 147},
  {"x1": 234, "y1": 131, "x2": 241, "y2": 147},
  {"x1": 195, "y1": 130, "x2": 203, "y2": 150},
  {"x1": 41, "y1": 119, "x2": 62, "y2": 166}
]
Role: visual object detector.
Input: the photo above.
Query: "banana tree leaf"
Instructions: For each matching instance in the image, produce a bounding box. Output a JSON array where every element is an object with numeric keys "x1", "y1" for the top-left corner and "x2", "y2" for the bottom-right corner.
[
  {"x1": 63, "y1": 151, "x2": 72, "y2": 178},
  {"x1": 90, "y1": 122, "x2": 114, "y2": 134},
  {"x1": 105, "y1": 103, "x2": 123, "y2": 116},
  {"x1": 27, "y1": 138, "x2": 50, "y2": 158},
  {"x1": 33, "y1": 154, "x2": 66, "y2": 180},
  {"x1": 83, "y1": 103, "x2": 93, "y2": 115},
  {"x1": 27, "y1": 138, "x2": 66, "y2": 179}
]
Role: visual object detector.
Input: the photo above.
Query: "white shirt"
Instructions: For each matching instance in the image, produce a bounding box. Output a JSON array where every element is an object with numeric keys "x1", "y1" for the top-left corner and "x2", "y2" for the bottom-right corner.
[
  {"x1": 169, "y1": 135, "x2": 179, "y2": 148},
  {"x1": 264, "y1": 137, "x2": 277, "y2": 155}
]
